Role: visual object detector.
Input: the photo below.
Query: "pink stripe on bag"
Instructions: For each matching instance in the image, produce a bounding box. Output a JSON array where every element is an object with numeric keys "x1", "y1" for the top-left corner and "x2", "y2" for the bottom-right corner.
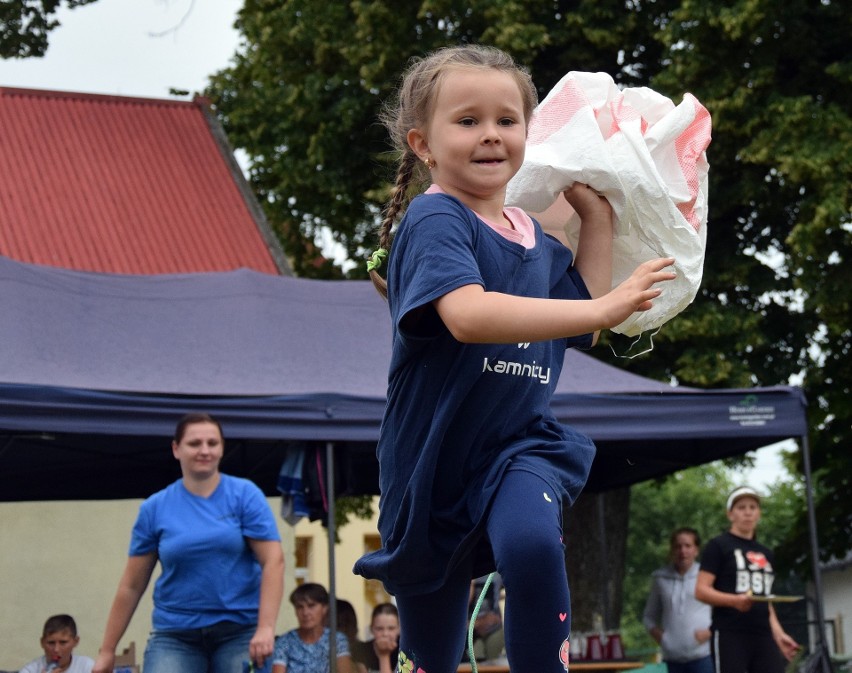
[
  {"x1": 528, "y1": 79, "x2": 588, "y2": 145},
  {"x1": 675, "y1": 95, "x2": 712, "y2": 233},
  {"x1": 607, "y1": 95, "x2": 647, "y2": 138}
]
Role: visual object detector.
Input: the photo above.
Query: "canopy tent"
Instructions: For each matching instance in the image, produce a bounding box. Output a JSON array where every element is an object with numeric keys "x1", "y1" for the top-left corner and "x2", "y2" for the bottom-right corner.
[
  {"x1": 0, "y1": 254, "x2": 829, "y2": 670},
  {"x1": 0, "y1": 254, "x2": 807, "y2": 500}
]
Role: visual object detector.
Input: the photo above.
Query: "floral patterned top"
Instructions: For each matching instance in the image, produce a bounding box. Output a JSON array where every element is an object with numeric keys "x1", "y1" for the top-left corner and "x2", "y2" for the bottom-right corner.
[{"x1": 272, "y1": 627, "x2": 350, "y2": 672}]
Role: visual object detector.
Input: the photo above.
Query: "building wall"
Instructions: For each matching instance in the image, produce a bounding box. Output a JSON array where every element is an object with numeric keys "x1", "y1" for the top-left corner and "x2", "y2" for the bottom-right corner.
[
  {"x1": 291, "y1": 497, "x2": 391, "y2": 641},
  {"x1": 0, "y1": 496, "x2": 384, "y2": 670},
  {"x1": 822, "y1": 565, "x2": 851, "y2": 655}
]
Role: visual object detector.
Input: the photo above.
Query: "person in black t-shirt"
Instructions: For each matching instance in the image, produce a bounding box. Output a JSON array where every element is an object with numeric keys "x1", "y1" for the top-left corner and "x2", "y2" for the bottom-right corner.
[{"x1": 695, "y1": 486, "x2": 800, "y2": 672}]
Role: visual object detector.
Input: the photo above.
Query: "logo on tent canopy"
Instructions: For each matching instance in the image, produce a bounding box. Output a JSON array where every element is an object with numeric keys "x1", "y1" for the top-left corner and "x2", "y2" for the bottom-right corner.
[{"x1": 729, "y1": 395, "x2": 776, "y2": 427}]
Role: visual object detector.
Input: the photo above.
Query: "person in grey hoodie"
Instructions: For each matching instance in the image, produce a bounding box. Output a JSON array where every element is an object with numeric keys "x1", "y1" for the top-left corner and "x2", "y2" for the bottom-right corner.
[{"x1": 643, "y1": 527, "x2": 712, "y2": 673}]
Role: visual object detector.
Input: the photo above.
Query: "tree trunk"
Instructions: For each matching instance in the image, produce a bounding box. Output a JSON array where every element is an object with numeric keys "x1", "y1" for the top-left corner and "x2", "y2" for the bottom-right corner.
[{"x1": 563, "y1": 487, "x2": 630, "y2": 632}]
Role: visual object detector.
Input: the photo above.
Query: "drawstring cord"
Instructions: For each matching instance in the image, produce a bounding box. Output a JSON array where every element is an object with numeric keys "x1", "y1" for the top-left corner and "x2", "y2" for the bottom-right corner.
[
  {"x1": 467, "y1": 572, "x2": 496, "y2": 673},
  {"x1": 608, "y1": 326, "x2": 662, "y2": 359}
]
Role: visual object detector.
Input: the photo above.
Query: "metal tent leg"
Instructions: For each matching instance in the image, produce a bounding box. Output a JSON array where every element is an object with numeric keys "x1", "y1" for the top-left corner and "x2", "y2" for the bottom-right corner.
[
  {"x1": 801, "y1": 434, "x2": 832, "y2": 673},
  {"x1": 327, "y1": 441, "x2": 338, "y2": 672}
]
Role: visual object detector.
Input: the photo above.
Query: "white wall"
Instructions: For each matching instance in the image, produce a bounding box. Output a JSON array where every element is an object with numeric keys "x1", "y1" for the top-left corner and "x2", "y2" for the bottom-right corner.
[
  {"x1": 290, "y1": 499, "x2": 390, "y2": 641},
  {"x1": 822, "y1": 564, "x2": 851, "y2": 655}
]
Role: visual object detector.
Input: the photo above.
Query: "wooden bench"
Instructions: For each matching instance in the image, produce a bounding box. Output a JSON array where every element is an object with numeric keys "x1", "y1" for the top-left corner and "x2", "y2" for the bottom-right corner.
[{"x1": 113, "y1": 642, "x2": 139, "y2": 673}]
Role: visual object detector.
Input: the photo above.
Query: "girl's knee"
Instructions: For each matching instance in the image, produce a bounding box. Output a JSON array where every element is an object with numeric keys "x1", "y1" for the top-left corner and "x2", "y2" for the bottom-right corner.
[{"x1": 497, "y1": 532, "x2": 566, "y2": 583}]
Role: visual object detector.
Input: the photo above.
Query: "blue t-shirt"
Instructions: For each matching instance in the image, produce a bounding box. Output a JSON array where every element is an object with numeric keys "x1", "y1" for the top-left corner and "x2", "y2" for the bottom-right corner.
[
  {"x1": 130, "y1": 474, "x2": 280, "y2": 630},
  {"x1": 353, "y1": 192, "x2": 597, "y2": 596},
  {"x1": 272, "y1": 628, "x2": 350, "y2": 672}
]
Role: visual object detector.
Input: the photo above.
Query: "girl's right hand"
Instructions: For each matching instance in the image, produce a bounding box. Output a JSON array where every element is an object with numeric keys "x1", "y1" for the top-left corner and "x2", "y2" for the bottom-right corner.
[
  {"x1": 563, "y1": 183, "x2": 612, "y2": 222},
  {"x1": 597, "y1": 257, "x2": 676, "y2": 328}
]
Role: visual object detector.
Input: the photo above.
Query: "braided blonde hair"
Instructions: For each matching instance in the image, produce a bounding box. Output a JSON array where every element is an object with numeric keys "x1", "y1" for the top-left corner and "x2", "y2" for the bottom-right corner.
[{"x1": 368, "y1": 44, "x2": 538, "y2": 298}]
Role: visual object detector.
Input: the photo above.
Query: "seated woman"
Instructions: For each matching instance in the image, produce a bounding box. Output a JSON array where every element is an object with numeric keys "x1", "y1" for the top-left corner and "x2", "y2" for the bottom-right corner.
[
  {"x1": 272, "y1": 583, "x2": 353, "y2": 673},
  {"x1": 351, "y1": 603, "x2": 399, "y2": 673},
  {"x1": 335, "y1": 599, "x2": 363, "y2": 656}
]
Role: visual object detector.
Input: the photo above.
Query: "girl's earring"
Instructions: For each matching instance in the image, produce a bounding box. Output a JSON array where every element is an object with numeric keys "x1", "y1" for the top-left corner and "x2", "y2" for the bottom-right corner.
[{"x1": 424, "y1": 156, "x2": 436, "y2": 170}]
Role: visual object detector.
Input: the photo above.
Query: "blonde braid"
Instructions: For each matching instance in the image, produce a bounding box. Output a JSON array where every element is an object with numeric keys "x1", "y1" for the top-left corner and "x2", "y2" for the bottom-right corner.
[{"x1": 369, "y1": 150, "x2": 419, "y2": 298}]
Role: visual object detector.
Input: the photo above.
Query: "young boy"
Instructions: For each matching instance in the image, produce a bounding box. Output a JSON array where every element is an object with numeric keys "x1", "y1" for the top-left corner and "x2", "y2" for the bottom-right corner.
[{"x1": 19, "y1": 614, "x2": 94, "y2": 673}]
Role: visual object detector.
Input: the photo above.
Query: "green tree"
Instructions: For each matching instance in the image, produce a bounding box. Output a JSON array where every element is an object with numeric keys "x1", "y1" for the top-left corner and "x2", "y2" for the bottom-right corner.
[
  {"x1": 206, "y1": 0, "x2": 678, "y2": 277},
  {"x1": 0, "y1": 0, "x2": 97, "y2": 58},
  {"x1": 620, "y1": 465, "x2": 732, "y2": 651},
  {"x1": 204, "y1": 0, "x2": 850, "y2": 625},
  {"x1": 601, "y1": 0, "x2": 851, "y2": 570}
]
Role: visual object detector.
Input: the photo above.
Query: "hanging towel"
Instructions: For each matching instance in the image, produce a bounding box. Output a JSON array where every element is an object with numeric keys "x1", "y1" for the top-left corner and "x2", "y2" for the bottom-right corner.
[{"x1": 277, "y1": 444, "x2": 308, "y2": 526}]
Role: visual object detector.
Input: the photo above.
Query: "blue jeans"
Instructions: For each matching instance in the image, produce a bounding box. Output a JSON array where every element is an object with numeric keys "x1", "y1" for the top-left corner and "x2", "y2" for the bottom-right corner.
[
  {"x1": 666, "y1": 654, "x2": 713, "y2": 673},
  {"x1": 143, "y1": 621, "x2": 261, "y2": 673}
]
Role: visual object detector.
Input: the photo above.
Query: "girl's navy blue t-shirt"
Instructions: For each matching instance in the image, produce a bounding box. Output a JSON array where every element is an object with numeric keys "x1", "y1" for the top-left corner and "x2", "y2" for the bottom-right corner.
[{"x1": 353, "y1": 192, "x2": 596, "y2": 596}]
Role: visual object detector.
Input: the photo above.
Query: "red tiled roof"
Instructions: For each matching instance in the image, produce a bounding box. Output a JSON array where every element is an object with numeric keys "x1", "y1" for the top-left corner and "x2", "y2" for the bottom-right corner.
[{"x1": 0, "y1": 86, "x2": 290, "y2": 275}]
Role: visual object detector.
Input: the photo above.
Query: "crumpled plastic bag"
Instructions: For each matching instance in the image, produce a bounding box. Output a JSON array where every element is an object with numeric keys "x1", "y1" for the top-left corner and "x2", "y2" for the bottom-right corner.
[{"x1": 506, "y1": 71, "x2": 712, "y2": 336}]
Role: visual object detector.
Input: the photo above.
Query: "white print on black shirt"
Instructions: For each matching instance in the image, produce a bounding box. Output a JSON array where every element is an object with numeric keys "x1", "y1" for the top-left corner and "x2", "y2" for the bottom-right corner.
[
  {"x1": 482, "y1": 357, "x2": 551, "y2": 384},
  {"x1": 733, "y1": 548, "x2": 775, "y2": 595}
]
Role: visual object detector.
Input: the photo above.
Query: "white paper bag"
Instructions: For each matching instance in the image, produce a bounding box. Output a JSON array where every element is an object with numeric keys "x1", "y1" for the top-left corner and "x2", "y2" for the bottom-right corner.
[{"x1": 506, "y1": 71, "x2": 711, "y2": 336}]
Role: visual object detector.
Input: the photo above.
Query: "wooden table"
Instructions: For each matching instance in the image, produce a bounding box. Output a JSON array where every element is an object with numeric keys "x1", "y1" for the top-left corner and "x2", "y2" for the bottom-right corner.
[
  {"x1": 571, "y1": 664, "x2": 644, "y2": 671},
  {"x1": 458, "y1": 661, "x2": 643, "y2": 673}
]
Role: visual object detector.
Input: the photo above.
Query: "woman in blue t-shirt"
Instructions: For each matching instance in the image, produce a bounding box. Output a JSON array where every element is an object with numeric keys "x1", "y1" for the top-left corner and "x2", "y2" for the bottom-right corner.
[{"x1": 93, "y1": 413, "x2": 284, "y2": 673}]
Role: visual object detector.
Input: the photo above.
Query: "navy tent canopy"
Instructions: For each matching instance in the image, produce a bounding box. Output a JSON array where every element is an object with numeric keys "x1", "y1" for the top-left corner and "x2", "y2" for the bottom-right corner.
[
  {"x1": 0, "y1": 254, "x2": 807, "y2": 501},
  {"x1": 3, "y1": 254, "x2": 829, "y2": 669}
]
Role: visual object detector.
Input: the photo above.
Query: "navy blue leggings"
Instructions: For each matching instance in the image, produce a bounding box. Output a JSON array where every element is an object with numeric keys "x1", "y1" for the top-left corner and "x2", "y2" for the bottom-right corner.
[{"x1": 396, "y1": 470, "x2": 572, "y2": 673}]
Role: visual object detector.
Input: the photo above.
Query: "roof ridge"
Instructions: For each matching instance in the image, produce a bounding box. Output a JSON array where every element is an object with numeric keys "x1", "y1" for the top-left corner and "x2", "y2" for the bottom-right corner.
[{"x1": 0, "y1": 85, "x2": 198, "y2": 108}]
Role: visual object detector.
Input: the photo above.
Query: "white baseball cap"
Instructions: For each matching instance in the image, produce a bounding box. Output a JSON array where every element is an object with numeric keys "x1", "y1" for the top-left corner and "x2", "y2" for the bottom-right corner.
[{"x1": 726, "y1": 486, "x2": 762, "y2": 511}]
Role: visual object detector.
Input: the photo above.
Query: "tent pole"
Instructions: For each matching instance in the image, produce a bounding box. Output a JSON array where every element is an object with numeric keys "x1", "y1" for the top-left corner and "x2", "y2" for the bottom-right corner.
[
  {"x1": 327, "y1": 441, "x2": 338, "y2": 672},
  {"x1": 801, "y1": 433, "x2": 831, "y2": 673},
  {"x1": 596, "y1": 493, "x2": 612, "y2": 628}
]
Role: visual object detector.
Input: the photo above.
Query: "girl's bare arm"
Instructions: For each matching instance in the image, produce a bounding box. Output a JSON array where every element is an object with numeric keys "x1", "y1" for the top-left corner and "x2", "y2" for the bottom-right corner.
[{"x1": 434, "y1": 257, "x2": 674, "y2": 344}]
